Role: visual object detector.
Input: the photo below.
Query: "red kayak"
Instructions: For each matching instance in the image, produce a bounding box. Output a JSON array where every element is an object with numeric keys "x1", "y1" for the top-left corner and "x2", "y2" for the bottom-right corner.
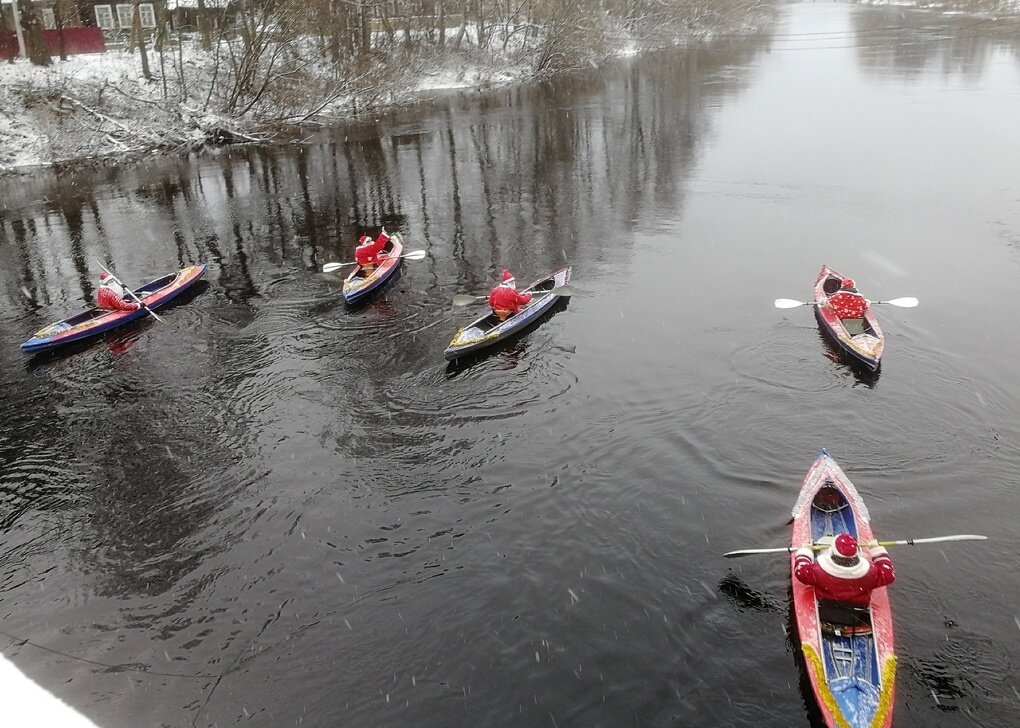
[
  {"x1": 791, "y1": 450, "x2": 895, "y2": 728},
  {"x1": 814, "y1": 266, "x2": 884, "y2": 371}
]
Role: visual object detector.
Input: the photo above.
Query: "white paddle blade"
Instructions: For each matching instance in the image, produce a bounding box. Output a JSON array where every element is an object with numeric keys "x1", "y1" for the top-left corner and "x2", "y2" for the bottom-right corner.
[
  {"x1": 453, "y1": 295, "x2": 485, "y2": 306},
  {"x1": 402, "y1": 250, "x2": 427, "y2": 261},
  {"x1": 887, "y1": 296, "x2": 919, "y2": 308},
  {"x1": 322, "y1": 262, "x2": 352, "y2": 273},
  {"x1": 774, "y1": 298, "x2": 808, "y2": 309}
]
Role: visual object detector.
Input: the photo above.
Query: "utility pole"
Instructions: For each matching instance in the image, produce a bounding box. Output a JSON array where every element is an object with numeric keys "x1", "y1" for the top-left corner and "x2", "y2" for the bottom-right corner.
[{"x1": 9, "y1": 0, "x2": 28, "y2": 58}]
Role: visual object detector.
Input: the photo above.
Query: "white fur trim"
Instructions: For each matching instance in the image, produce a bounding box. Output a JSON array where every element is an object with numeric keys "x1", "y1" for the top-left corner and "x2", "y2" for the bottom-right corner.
[{"x1": 817, "y1": 548, "x2": 871, "y2": 579}]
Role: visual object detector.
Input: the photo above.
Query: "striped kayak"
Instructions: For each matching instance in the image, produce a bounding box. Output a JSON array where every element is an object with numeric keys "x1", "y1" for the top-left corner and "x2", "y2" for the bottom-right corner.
[
  {"x1": 444, "y1": 266, "x2": 571, "y2": 361},
  {"x1": 814, "y1": 266, "x2": 884, "y2": 371},
  {"x1": 20, "y1": 265, "x2": 207, "y2": 354},
  {"x1": 791, "y1": 450, "x2": 895, "y2": 728},
  {"x1": 342, "y1": 232, "x2": 404, "y2": 305}
]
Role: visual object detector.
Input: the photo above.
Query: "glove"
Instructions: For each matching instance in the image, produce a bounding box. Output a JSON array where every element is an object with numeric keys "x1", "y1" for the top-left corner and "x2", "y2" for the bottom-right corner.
[{"x1": 870, "y1": 546, "x2": 889, "y2": 559}]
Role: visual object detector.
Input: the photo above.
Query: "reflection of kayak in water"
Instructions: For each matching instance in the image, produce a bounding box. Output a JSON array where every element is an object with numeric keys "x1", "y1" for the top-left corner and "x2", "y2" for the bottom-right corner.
[
  {"x1": 444, "y1": 266, "x2": 571, "y2": 361},
  {"x1": 20, "y1": 265, "x2": 207, "y2": 354},
  {"x1": 1, "y1": 652, "x2": 100, "y2": 727}
]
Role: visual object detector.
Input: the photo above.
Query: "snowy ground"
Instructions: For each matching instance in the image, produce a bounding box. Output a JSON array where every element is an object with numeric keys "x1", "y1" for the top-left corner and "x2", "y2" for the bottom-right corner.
[{"x1": 0, "y1": 38, "x2": 545, "y2": 175}]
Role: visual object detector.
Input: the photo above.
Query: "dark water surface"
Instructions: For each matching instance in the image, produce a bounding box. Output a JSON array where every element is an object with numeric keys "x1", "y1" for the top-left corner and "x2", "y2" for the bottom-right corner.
[{"x1": 3, "y1": 3, "x2": 1020, "y2": 726}]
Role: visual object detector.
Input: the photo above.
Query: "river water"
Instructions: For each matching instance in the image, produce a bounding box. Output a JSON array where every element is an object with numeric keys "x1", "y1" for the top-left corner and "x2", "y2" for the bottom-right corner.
[{"x1": 2, "y1": 3, "x2": 1020, "y2": 726}]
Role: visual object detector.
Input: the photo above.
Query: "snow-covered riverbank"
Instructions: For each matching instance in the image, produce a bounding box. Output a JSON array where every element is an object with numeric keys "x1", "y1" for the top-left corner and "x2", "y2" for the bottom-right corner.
[
  {"x1": 0, "y1": 3, "x2": 776, "y2": 177},
  {"x1": 0, "y1": 39, "x2": 532, "y2": 174}
]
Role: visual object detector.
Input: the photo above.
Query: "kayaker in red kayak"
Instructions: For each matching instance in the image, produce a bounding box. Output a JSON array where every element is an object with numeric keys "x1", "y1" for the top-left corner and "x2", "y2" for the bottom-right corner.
[
  {"x1": 97, "y1": 272, "x2": 140, "y2": 312},
  {"x1": 488, "y1": 270, "x2": 532, "y2": 320},
  {"x1": 355, "y1": 229, "x2": 390, "y2": 270},
  {"x1": 828, "y1": 278, "x2": 868, "y2": 319},
  {"x1": 794, "y1": 532, "x2": 895, "y2": 606}
]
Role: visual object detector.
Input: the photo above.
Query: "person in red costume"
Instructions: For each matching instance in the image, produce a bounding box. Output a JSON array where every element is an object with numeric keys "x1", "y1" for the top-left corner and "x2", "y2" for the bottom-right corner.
[
  {"x1": 354, "y1": 229, "x2": 390, "y2": 269},
  {"x1": 96, "y1": 272, "x2": 140, "y2": 312},
  {"x1": 828, "y1": 277, "x2": 868, "y2": 319},
  {"x1": 794, "y1": 532, "x2": 895, "y2": 606},
  {"x1": 488, "y1": 270, "x2": 532, "y2": 320}
]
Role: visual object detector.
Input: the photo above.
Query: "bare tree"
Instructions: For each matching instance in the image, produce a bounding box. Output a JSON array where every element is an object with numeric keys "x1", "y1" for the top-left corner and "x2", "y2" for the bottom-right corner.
[
  {"x1": 15, "y1": 0, "x2": 52, "y2": 66},
  {"x1": 132, "y1": 0, "x2": 153, "y2": 80}
]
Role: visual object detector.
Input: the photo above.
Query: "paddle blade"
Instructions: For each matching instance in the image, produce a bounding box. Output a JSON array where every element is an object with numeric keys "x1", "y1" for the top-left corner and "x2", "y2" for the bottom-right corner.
[
  {"x1": 886, "y1": 296, "x2": 918, "y2": 308},
  {"x1": 322, "y1": 262, "x2": 353, "y2": 273},
  {"x1": 453, "y1": 294, "x2": 485, "y2": 306},
  {"x1": 402, "y1": 250, "x2": 427, "y2": 261},
  {"x1": 774, "y1": 298, "x2": 809, "y2": 309},
  {"x1": 550, "y1": 284, "x2": 577, "y2": 297}
]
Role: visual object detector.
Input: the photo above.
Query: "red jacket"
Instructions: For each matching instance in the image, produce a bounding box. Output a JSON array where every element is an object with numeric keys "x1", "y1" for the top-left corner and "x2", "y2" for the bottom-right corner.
[
  {"x1": 355, "y1": 233, "x2": 389, "y2": 266},
  {"x1": 829, "y1": 290, "x2": 868, "y2": 319},
  {"x1": 488, "y1": 285, "x2": 532, "y2": 315},
  {"x1": 97, "y1": 282, "x2": 140, "y2": 312},
  {"x1": 794, "y1": 550, "x2": 895, "y2": 605}
]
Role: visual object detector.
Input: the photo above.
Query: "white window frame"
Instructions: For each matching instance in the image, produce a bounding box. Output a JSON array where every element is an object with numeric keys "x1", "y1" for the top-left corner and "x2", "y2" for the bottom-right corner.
[
  {"x1": 138, "y1": 3, "x2": 156, "y2": 28},
  {"x1": 116, "y1": 3, "x2": 134, "y2": 29},
  {"x1": 94, "y1": 4, "x2": 115, "y2": 30},
  {"x1": 41, "y1": 8, "x2": 56, "y2": 29}
]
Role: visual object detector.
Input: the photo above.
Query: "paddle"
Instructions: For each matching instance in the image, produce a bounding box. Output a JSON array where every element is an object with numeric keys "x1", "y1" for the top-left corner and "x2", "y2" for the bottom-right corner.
[
  {"x1": 321, "y1": 249, "x2": 427, "y2": 273},
  {"x1": 774, "y1": 297, "x2": 919, "y2": 309},
  {"x1": 723, "y1": 534, "x2": 988, "y2": 559},
  {"x1": 452, "y1": 284, "x2": 577, "y2": 307},
  {"x1": 96, "y1": 261, "x2": 165, "y2": 323}
]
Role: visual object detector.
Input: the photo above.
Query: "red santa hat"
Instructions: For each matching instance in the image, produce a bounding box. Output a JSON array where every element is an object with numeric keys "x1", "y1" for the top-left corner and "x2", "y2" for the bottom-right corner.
[
  {"x1": 500, "y1": 269, "x2": 516, "y2": 287},
  {"x1": 99, "y1": 272, "x2": 111, "y2": 282},
  {"x1": 357, "y1": 235, "x2": 372, "y2": 246},
  {"x1": 817, "y1": 533, "x2": 870, "y2": 579},
  {"x1": 841, "y1": 278, "x2": 856, "y2": 290}
]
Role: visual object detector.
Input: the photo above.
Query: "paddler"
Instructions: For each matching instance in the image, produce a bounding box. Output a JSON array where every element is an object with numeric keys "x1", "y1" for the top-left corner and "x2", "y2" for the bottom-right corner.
[
  {"x1": 488, "y1": 270, "x2": 532, "y2": 320},
  {"x1": 354, "y1": 228, "x2": 390, "y2": 271},
  {"x1": 97, "y1": 272, "x2": 140, "y2": 312},
  {"x1": 829, "y1": 277, "x2": 868, "y2": 319},
  {"x1": 794, "y1": 532, "x2": 895, "y2": 606}
]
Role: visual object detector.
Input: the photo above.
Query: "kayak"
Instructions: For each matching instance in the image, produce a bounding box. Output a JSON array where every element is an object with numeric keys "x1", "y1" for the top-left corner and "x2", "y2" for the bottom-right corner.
[
  {"x1": 814, "y1": 265, "x2": 884, "y2": 371},
  {"x1": 20, "y1": 265, "x2": 207, "y2": 354},
  {"x1": 343, "y1": 232, "x2": 404, "y2": 305},
  {"x1": 791, "y1": 450, "x2": 895, "y2": 728},
  {"x1": 444, "y1": 266, "x2": 571, "y2": 361}
]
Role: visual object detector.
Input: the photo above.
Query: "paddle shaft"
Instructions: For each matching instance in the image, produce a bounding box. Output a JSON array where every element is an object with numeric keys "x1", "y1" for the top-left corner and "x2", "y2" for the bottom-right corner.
[
  {"x1": 453, "y1": 283, "x2": 575, "y2": 306},
  {"x1": 97, "y1": 261, "x2": 164, "y2": 323},
  {"x1": 723, "y1": 534, "x2": 988, "y2": 558},
  {"x1": 774, "y1": 297, "x2": 918, "y2": 309},
  {"x1": 322, "y1": 248, "x2": 424, "y2": 273}
]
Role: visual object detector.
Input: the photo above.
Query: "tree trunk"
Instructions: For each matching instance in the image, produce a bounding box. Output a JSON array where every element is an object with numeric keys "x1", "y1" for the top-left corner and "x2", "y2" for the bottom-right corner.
[
  {"x1": 359, "y1": 0, "x2": 371, "y2": 56},
  {"x1": 197, "y1": 0, "x2": 212, "y2": 51},
  {"x1": 475, "y1": 0, "x2": 485, "y2": 49},
  {"x1": 16, "y1": 0, "x2": 52, "y2": 66},
  {"x1": 438, "y1": 0, "x2": 445, "y2": 48},
  {"x1": 380, "y1": 2, "x2": 395, "y2": 46},
  {"x1": 55, "y1": 1, "x2": 67, "y2": 61},
  {"x1": 132, "y1": 0, "x2": 152, "y2": 80}
]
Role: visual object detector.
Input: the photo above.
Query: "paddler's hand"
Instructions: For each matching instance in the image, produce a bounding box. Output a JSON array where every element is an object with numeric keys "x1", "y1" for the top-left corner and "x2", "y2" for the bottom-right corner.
[{"x1": 795, "y1": 545, "x2": 815, "y2": 561}]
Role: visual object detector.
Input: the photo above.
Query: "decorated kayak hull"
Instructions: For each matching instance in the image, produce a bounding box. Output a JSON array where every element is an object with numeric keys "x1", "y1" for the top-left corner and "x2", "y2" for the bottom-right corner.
[
  {"x1": 814, "y1": 266, "x2": 884, "y2": 371},
  {"x1": 342, "y1": 233, "x2": 404, "y2": 305},
  {"x1": 20, "y1": 265, "x2": 207, "y2": 354},
  {"x1": 444, "y1": 266, "x2": 571, "y2": 361},
  {"x1": 791, "y1": 451, "x2": 895, "y2": 728}
]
